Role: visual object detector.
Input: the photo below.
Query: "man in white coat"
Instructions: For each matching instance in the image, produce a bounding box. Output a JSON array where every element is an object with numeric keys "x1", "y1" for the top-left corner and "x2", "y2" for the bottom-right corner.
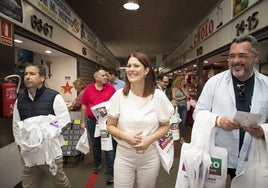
[{"x1": 193, "y1": 34, "x2": 268, "y2": 180}]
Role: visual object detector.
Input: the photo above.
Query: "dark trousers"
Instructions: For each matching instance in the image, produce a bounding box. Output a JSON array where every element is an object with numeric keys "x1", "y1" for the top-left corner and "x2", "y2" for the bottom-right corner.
[
  {"x1": 228, "y1": 168, "x2": 236, "y2": 179},
  {"x1": 177, "y1": 105, "x2": 188, "y2": 138}
]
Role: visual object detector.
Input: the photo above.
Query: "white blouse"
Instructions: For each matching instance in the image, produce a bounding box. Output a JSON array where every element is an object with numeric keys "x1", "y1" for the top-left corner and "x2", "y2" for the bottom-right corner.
[{"x1": 106, "y1": 88, "x2": 174, "y2": 148}]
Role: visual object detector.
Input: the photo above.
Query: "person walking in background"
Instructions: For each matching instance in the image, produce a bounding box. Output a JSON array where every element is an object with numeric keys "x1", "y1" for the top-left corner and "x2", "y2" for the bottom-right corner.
[
  {"x1": 80, "y1": 69, "x2": 116, "y2": 184},
  {"x1": 68, "y1": 79, "x2": 86, "y2": 111},
  {"x1": 106, "y1": 68, "x2": 125, "y2": 152},
  {"x1": 107, "y1": 68, "x2": 125, "y2": 90},
  {"x1": 12, "y1": 63, "x2": 71, "y2": 188},
  {"x1": 106, "y1": 52, "x2": 174, "y2": 188},
  {"x1": 172, "y1": 75, "x2": 190, "y2": 144},
  {"x1": 193, "y1": 34, "x2": 268, "y2": 180},
  {"x1": 155, "y1": 73, "x2": 172, "y2": 101}
]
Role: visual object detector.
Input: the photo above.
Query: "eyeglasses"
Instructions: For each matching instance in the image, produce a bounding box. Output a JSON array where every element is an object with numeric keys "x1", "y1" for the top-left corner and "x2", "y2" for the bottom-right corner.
[
  {"x1": 237, "y1": 83, "x2": 246, "y2": 100},
  {"x1": 228, "y1": 53, "x2": 253, "y2": 61},
  {"x1": 162, "y1": 80, "x2": 169, "y2": 84}
]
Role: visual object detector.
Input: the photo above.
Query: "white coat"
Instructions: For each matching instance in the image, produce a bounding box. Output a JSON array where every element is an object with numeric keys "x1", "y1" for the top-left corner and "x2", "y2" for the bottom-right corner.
[{"x1": 193, "y1": 69, "x2": 268, "y2": 175}]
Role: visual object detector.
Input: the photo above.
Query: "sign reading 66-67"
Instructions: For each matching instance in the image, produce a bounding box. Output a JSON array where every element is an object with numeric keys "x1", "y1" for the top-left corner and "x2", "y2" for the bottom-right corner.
[{"x1": 30, "y1": 14, "x2": 53, "y2": 37}]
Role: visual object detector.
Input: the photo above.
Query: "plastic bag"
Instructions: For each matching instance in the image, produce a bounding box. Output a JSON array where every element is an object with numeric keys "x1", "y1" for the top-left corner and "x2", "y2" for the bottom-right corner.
[
  {"x1": 76, "y1": 128, "x2": 90, "y2": 154},
  {"x1": 154, "y1": 129, "x2": 174, "y2": 174},
  {"x1": 176, "y1": 142, "x2": 227, "y2": 188},
  {"x1": 170, "y1": 107, "x2": 181, "y2": 140},
  {"x1": 231, "y1": 138, "x2": 268, "y2": 188},
  {"x1": 91, "y1": 101, "x2": 113, "y2": 151},
  {"x1": 175, "y1": 112, "x2": 227, "y2": 188}
]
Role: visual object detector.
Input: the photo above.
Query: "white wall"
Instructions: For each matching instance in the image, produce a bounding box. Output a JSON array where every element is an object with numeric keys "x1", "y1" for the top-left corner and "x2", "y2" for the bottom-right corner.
[{"x1": 34, "y1": 54, "x2": 78, "y2": 103}]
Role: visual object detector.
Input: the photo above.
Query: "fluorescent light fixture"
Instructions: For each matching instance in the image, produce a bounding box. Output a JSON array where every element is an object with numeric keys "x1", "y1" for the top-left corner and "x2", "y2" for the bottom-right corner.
[
  {"x1": 45, "y1": 50, "x2": 52, "y2": 54},
  {"x1": 14, "y1": 39, "x2": 23, "y2": 43},
  {"x1": 123, "y1": 0, "x2": 139, "y2": 10}
]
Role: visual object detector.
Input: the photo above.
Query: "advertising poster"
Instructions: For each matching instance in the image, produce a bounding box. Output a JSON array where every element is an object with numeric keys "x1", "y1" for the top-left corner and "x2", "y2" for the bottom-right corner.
[
  {"x1": 233, "y1": 0, "x2": 259, "y2": 17},
  {"x1": 0, "y1": 0, "x2": 23, "y2": 23}
]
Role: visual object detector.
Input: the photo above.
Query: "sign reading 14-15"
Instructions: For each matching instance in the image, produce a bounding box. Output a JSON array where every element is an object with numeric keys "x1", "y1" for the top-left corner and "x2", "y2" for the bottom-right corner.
[{"x1": 235, "y1": 12, "x2": 259, "y2": 36}]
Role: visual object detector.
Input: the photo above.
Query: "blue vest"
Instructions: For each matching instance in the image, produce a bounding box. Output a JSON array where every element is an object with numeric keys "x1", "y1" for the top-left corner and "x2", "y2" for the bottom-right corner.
[{"x1": 17, "y1": 85, "x2": 58, "y2": 120}]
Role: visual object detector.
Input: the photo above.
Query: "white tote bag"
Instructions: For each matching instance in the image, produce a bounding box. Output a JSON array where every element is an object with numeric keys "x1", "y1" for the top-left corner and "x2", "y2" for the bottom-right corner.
[
  {"x1": 91, "y1": 102, "x2": 113, "y2": 151},
  {"x1": 154, "y1": 129, "x2": 174, "y2": 174},
  {"x1": 76, "y1": 128, "x2": 90, "y2": 154},
  {"x1": 175, "y1": 142, "x2": 227, "y2": 188},
  {"x1": 231, "y1": 138, "x2": 268, "y2": 188},
  {"x1": 170, "y1": 107, "x2": 181, "y2": 141},
  {"x1": 175, "y1": 112, "x2": 227, "y2": 188}
]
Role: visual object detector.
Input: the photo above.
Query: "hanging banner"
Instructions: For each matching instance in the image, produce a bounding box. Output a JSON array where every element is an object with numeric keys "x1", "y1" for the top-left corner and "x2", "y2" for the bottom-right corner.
[
  {"x1": 27, "y1": 0, "x2": 81, "y2": 39},
  {"x1": 81, "y1": 21, "x2": 97, "y2": 50}
]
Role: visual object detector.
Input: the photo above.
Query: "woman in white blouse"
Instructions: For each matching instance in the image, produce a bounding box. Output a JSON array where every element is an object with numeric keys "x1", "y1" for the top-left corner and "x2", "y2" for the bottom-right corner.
[{"x1": 106, "y1": 52, "x2": 174, "y2": 188}]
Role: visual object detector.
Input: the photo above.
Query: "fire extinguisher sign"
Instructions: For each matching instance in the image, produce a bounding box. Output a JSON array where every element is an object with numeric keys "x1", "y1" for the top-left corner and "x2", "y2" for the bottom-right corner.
[{"x1": 0, "y1": 19, "x2": 13, "y2": 46}]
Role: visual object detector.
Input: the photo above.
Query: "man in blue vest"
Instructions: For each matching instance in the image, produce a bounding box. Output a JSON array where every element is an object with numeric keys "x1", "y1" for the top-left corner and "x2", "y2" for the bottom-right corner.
[{"x1": 13, "y1": 63, "x2": 71, "y2": 188}]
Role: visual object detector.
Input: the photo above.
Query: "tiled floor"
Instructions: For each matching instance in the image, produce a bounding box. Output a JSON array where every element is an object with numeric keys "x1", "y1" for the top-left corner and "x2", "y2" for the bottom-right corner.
[{"x1": 39, "y1": 125, "x2": 231, "y2": 188}]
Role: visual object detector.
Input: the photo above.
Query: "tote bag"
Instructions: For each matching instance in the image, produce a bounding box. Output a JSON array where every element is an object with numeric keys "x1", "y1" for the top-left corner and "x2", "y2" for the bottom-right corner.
[
  {"x1": 91, "y1": 102, "x2": 113, "y2": 151},
  {"x1": 154, "y1": 129, "x2": 174, "y2": 174},
  {"x1": 76, "y1": 128, "x2": 90, "y2": 154},
  {"x1": 170, "y1": 107, "x2": 181, "y2": 141},
  {"x1": 175, "y1": 142, "x2": 227, "y2": 188},
  {"x1": 231, "y1": 138, "x2": 268, "y2": 188}
]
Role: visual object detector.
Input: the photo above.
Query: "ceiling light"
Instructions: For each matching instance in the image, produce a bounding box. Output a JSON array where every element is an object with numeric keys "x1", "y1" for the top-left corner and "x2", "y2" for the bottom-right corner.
[
  {"x1": 45, "y1": 50, "x2": 52, "y2": 54},
  {"x1": 123, "y1": 0, "x2": 139, "y2": 10},
  {"x1": 14, "y1": 39, "x2": 23, "y2": 43}
]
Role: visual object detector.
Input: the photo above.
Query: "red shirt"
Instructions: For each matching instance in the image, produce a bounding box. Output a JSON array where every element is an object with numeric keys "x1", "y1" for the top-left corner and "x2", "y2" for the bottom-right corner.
[{"x1": 81, "y1": 82, "x2": 115, "y2": 118}]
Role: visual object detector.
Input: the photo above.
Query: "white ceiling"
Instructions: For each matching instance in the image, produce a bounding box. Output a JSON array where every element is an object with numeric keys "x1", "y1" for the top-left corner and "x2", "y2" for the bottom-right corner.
[{"x1": 14, "y1": 34, "x2": 70, "y2": 57}]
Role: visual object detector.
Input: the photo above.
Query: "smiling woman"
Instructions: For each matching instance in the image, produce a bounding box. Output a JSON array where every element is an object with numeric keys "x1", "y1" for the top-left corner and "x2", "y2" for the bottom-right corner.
[
  {"x1": 106, "y1": 51, "x2": 174, "y2": 188},
  {"x1": 123, "y1": 52, "x2": 155, "y2": 97}
]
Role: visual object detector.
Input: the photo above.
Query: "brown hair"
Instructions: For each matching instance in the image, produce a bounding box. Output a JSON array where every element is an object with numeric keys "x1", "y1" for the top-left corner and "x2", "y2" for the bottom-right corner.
[
  {"x1": 123, "y1": 52, "x2": 156, "y2": 97},
  {"x1": 73, "y1": 79, "x2": 86, "y2": 93}
]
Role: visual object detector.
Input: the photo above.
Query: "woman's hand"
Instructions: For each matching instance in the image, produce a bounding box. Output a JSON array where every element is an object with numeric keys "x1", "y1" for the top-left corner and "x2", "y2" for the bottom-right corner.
[
  {"x1": 132, "y1": 134, "x2": 154, "y2": 151},
  {"x1": 123, "y1": 131, "x2": 143, "y2": 146}
]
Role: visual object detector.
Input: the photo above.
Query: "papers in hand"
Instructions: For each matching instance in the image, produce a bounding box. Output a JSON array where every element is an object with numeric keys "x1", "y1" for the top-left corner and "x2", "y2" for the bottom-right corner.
[{"x1": 233, "y1": 111, "x2": 262, "y2": 127}]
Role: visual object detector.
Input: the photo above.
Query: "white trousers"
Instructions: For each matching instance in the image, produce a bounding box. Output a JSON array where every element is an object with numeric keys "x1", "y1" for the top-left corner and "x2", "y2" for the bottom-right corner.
[{"x1": 114, "y1": 144, "x2": 160, "y2": 188}]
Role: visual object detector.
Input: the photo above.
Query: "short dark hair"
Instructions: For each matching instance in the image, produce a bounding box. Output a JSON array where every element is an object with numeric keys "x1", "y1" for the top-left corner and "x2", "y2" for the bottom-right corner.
[
  {"x1": 107, "y1": 68, "x2": 119, "y2": 77},
  {"x1": 232, "y1": 34, "x2": 258, "y2": 52},
  {"x1": 158, "y1": 73, "x2": 167, "y2": 81},
  {"x1": 25, "y1": 63, "x2": 46, "y2": 78}
]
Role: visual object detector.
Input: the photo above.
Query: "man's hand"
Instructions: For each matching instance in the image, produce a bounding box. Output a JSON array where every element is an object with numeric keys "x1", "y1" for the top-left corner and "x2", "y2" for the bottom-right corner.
[
  {"x1": 218, "y1": 116, "x2": 241, "y2": 131},
  {"x1": 243, "y1": 125, "x2": 264, "y2": 139}
]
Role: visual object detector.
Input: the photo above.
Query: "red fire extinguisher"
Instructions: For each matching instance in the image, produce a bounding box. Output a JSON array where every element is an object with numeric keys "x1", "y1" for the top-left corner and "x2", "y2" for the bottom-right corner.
[{"x1": 0, "y1": 75, "x2": 21, "y2": 118}]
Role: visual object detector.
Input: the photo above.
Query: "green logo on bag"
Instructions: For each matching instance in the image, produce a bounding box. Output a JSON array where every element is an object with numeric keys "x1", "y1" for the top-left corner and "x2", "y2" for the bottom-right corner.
[
  {"x1": 100, "y1": 130, "x2": 109, "y2": 138},
  {"x1": 209, "y1": 157, "x2": 221, "y2": 176}
]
